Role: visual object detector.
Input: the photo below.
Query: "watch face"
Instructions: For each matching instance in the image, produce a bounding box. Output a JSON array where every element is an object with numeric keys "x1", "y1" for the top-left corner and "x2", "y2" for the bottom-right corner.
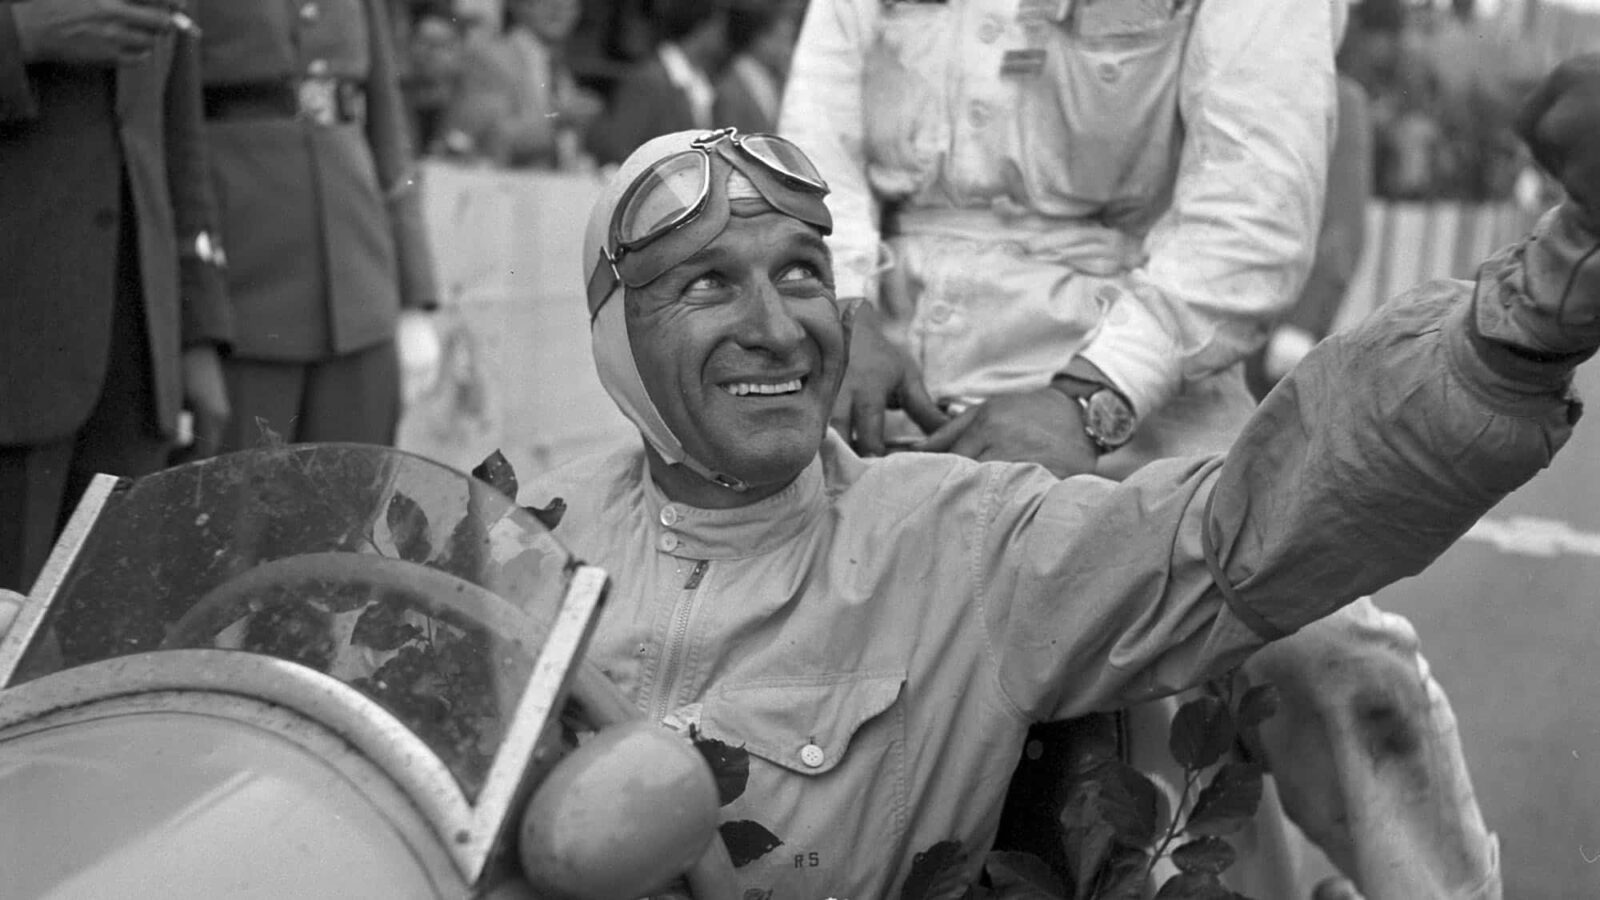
[{"x1": 1086, "y1": 390, "x2": 1137, "y2": 447}]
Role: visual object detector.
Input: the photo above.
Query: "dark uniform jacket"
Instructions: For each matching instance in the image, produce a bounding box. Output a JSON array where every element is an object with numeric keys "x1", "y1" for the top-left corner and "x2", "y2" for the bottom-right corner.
[
  {"x1": 0, "y1": 7, "x2": 231, "y2": 445},
  {"x1": 195, "y1": 0, "x2": 436, "y2": 362}
]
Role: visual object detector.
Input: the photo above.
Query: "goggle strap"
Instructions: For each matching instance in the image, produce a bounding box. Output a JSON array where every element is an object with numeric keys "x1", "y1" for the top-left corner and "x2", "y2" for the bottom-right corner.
[{"x1": 586, "y1": 250, "x2": 621, "y2": 319}]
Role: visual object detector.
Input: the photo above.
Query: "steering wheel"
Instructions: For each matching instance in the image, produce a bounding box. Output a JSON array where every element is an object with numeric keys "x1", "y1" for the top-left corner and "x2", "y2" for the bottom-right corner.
[
  {"x1": 163, "y1": 552, "x2": 535, "y2": 652},
  {"x1": 164, "y1": 551, "x2": 741, "y2": 898}
]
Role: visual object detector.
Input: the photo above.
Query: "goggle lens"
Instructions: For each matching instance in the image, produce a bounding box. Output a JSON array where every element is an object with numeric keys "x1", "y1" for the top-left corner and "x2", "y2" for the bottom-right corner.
[
  {"x1": 738, "y1": 134, "x2": 828, "y2": 192},
  {"x1": 614, "y1": 151, "x2": 710, "y2": 249},
  {"x1": 591, "y1": 130, "x2": 834, "y2": 317}
]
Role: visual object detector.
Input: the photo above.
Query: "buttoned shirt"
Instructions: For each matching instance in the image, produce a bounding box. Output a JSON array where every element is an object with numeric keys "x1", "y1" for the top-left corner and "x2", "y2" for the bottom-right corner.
[
  {"x1": 779, "y1": 0, "x2": 1336, "y2": 425},
  {"x1": 527, "y1": 206, "x2": 1594, "y2": 898}
]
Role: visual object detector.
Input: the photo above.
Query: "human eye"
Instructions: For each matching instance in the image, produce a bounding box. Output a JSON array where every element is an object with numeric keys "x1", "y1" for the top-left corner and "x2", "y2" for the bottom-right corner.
[
  {"x1": 777, "y1": 258, "x2": 832, "y2": 291},
  {"x1": 679, "y1": 270, "x2": 734, "y2": 303}
]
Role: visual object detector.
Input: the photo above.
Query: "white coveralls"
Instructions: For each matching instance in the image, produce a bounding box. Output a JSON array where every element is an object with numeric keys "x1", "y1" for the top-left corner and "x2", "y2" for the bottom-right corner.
[{"x1": 777, "y1": 0, "x2": 1500, "y2": 896}]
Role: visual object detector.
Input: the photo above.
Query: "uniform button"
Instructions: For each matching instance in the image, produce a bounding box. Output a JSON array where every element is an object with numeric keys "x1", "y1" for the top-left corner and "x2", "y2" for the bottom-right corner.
[
  {"x1": 926, "y1": 303, "x2": 953, "y2": 325},
  {"x1": 1094, "y1": 284, "x2": 1122, "y2": 306},
  {"x1": 308, "y1": 58, "x2": 329, "y2": 77},
  {"x1": 299, "y1": 2, "x2": 319, "y2": 21},
  {"x1": 93, "y1": 208, "x2": 117, "y2": 229},
  {"x1": 967, "y1": 101, "x2": 991, "y2": 127},
  {"x1": 657, "y1": 533, "x2": 679, "y2": 553},
  {"x1": 799, "y1": 743, "x2": 825, "y2": 768},
  {"x1": 1096, "y1": 61, "x2": 1120, "y2": 83},
  {"x1": 659, "y1": 505, "x2": 679, "y2": 527},
  {"x1": 977, "y1": 15, "x2": 1004, "y2": 43}
]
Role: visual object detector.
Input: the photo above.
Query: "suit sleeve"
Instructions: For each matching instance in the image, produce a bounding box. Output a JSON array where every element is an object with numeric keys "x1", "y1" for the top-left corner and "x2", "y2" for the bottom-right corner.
[
  {"x1": 0, "y1": 4, "x2": 40, "y2": 121},
  {"x1": 777, "y1": 0, "x2": 880, "y2": 304},
  {"x1": 363, "y1": 0, "x2": 438, "y2": 311},
  {"x1": 1076, "y1": 0, "x2": 1336, "y2": 424},
  {"x1": 164, "y1": 31, "x2": 232, "y2": 347}
]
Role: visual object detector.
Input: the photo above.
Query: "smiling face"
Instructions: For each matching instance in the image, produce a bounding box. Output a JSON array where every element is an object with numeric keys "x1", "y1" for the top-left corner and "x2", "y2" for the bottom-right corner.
[{"x1": 625, "y1": 210, "x2": 848, "y2": 504}]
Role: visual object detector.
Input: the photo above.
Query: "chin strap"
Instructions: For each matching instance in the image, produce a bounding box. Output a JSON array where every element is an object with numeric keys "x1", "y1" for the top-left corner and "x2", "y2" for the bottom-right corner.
[{"x1": 671, "y1": 453, "x2": 750, "y2": 493}]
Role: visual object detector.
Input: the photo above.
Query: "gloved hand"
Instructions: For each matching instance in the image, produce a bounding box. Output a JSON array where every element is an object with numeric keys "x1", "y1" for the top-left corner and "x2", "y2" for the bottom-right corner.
[{"x1": 1516, "y1": 53, "x2": 1600, "y2": 231}]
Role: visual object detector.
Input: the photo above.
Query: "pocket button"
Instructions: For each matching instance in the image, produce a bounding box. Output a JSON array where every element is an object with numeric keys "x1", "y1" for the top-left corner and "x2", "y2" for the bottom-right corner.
[
  {"x1": 977, "y1": 16, "x2": 1004, "y2": 43},
  {"x1": 800, "y1": 743, "x2": 825, "y2": 768},
  {"x1": 1096, "y1": 61, "x2": 1121, "y2": 83}
]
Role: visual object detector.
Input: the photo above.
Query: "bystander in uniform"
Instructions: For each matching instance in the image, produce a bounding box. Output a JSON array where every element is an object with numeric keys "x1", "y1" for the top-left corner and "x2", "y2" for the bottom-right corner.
[{"x1": 193, "y1": 0, "x2": 440, "y2": 453}]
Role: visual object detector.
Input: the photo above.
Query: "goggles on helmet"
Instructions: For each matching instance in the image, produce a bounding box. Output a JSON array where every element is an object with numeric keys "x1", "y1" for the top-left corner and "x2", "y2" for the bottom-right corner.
[{"x1": 586, "y1": 128, "x2": 833, "y2": 317}]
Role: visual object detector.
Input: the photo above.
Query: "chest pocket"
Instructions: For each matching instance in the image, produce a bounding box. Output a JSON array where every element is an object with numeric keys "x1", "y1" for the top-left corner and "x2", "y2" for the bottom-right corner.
[
  {"x1": 697, "y1": 671, "x2": 908, "y2": 889},
  {"x1": 1019, "y1": 0, "x2": 1195, "y2": 221}
]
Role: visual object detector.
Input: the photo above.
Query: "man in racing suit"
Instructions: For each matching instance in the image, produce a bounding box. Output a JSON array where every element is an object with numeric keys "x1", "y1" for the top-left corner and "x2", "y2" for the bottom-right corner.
[{"x1": 512, "y1": 55, "x2": 1600, "y2": 896}]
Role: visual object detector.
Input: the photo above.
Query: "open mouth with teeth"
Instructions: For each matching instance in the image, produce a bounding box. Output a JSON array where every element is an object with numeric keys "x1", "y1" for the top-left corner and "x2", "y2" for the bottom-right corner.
[{"x1": 721, "y1": 377, "x2": 806, "y2": 397}]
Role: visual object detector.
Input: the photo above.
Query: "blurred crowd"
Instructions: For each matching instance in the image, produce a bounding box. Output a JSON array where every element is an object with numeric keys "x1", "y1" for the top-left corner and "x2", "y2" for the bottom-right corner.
[
  {"x1": 386, "y1": 0, "x2": 1572, "y2": 206},
  {"x1": 390, "y1": 0, "x2": 804, "y2": 172},
  {"x1": 1341, "y1": 0, "x2": 1548, "y2": 202}
]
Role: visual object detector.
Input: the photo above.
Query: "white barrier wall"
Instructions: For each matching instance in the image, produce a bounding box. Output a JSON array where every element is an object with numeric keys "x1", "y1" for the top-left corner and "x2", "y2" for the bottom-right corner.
[
  {"x1": 1334, "y1": 202, "x2": 1542, "y2": 334},
  {"x1": 398, "y1": 163, "x2": 635, "y2": 484}
]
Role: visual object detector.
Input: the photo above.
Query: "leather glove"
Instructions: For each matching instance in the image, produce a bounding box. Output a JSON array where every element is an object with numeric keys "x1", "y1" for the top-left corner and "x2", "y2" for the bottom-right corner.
[{"x1": 1516, "y1": 53, "x2": 1600, "y2": 231}]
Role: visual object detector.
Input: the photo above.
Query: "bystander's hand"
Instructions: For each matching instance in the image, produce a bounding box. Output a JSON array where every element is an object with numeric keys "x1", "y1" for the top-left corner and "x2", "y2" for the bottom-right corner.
[
  {"x1": 182, "y1": 344, "x2": 230, "y2": 459},
  {"x1": 830, "y1": 301, "x2": 946, "y2": 456},
  {"x1": 398, "y1": 309, "x2": 444, "y2": 405},
  {"x1": 1516, "y1": 53, "x2": 1600, "y2": 231},
  {"x1": 915, "y1": 386, "x2": 1099, "y2": 478},
  {"x1": 11, "y1": 0, "x2": 182, "y2": 67}
]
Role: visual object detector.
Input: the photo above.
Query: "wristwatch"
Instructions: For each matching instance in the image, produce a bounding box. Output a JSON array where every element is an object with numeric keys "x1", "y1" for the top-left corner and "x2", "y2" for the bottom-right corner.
[{"x1": 1050, "y1": 374, "x2": 1137, "y2": 455}]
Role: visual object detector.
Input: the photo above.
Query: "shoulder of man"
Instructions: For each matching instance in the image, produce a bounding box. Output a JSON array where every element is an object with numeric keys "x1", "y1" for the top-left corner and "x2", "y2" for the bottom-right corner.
[{"x1": 821, "y1": 432, "x2": 1024, "y2": 520}]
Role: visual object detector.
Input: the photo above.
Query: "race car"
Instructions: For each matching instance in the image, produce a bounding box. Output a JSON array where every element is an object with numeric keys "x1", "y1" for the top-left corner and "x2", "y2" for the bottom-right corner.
[{"x1": 0, "y1": 444, "x2": 737, "y2": 899}]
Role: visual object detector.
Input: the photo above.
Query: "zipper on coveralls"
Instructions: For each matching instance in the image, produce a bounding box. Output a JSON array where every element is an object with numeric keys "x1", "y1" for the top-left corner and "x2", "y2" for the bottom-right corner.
[{"x1": 652, "y1": 559, "x2": 709, "y2": 724}]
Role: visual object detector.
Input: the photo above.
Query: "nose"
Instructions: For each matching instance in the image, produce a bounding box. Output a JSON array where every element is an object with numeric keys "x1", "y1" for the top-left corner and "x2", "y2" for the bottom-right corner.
[{"x1": 733, "y1": 279, "x2": 807, "y2": 354}]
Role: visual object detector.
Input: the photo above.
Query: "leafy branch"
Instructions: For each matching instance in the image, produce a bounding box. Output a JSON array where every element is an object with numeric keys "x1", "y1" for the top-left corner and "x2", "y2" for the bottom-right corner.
[{"x1": 1044, "y1": 672, "x2": 1281, "y2": 900}]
